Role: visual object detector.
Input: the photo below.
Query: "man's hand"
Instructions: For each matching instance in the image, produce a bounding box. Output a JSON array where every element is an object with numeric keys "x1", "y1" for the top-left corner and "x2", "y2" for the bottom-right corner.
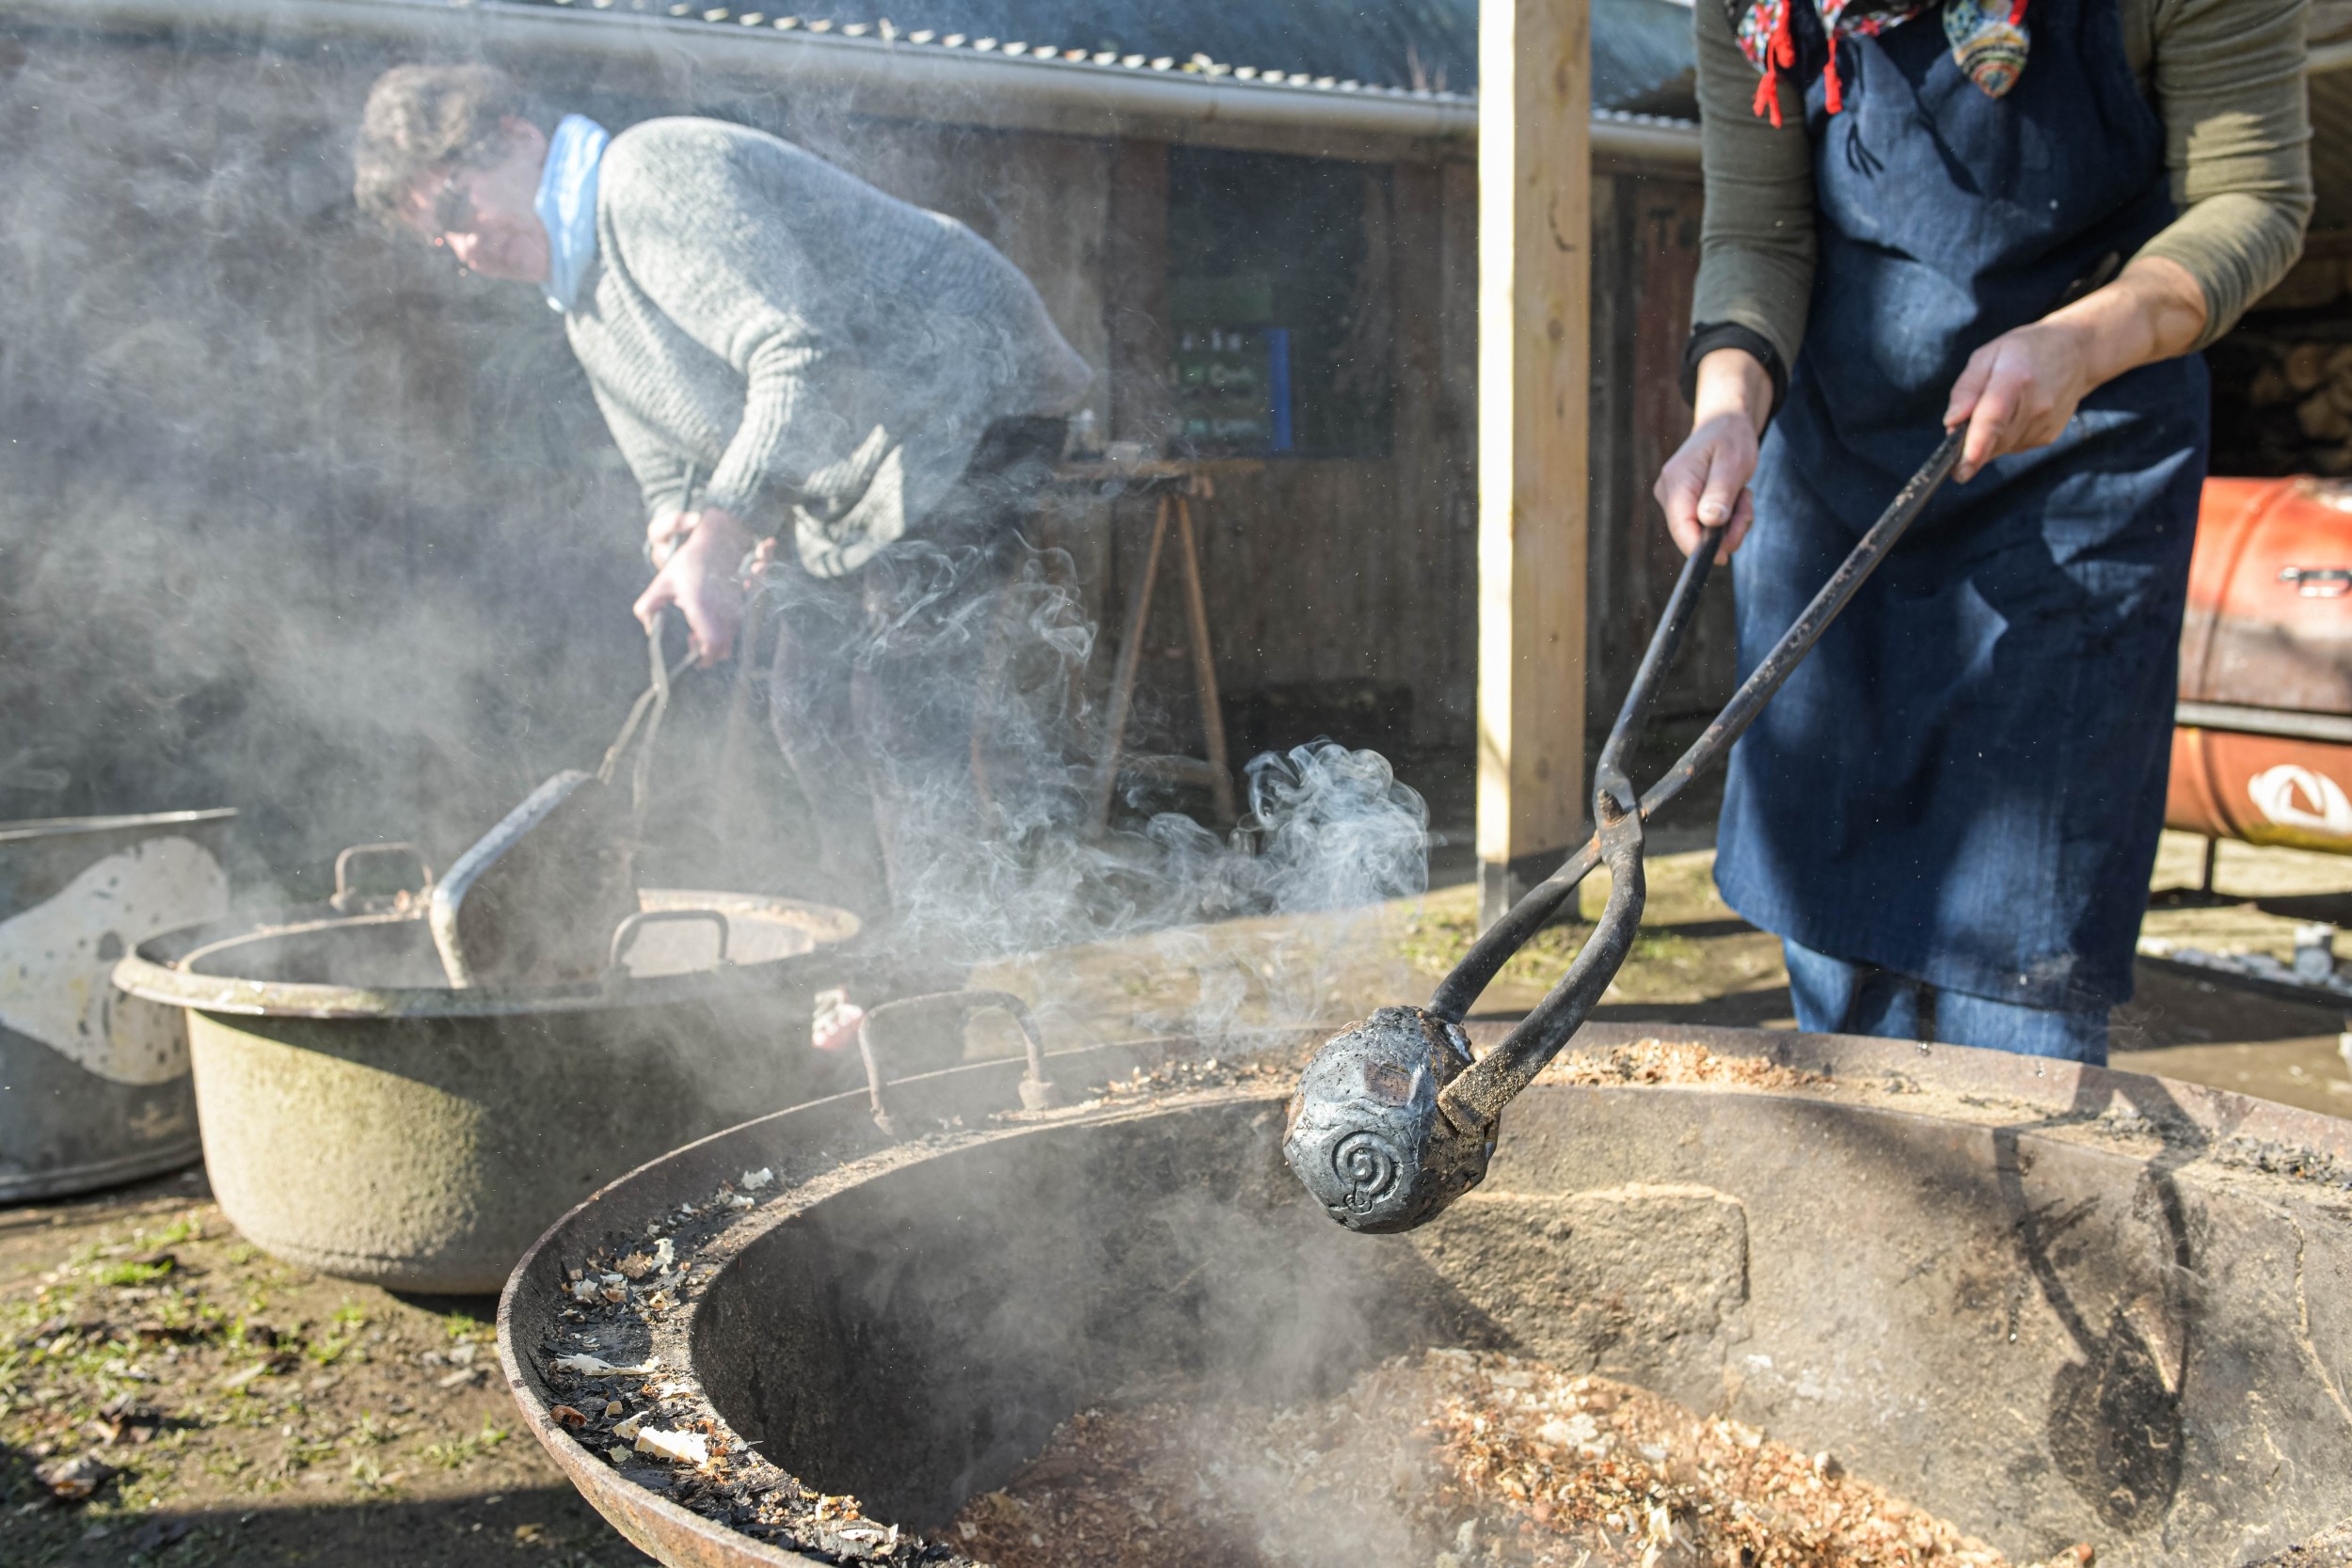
[
  {"x1": 1655, "y1": 346, "x2": 1774, "y2": 562},
  {"x1": 633, "y1": 506, "x2": 758, "y2": 666},
  {"x1": 645, "y1": 508, "x2": 692, "y2": 567},
  {"x1": 1945, "y1": 255, "x2": 2207, "y2": 483}
]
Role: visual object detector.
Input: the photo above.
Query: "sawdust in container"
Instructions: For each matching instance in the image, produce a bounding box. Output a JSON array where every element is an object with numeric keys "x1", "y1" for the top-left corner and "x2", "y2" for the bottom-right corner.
[{"x1": 947, "y1": 1350, "x2": 2096, "y2": 1568}]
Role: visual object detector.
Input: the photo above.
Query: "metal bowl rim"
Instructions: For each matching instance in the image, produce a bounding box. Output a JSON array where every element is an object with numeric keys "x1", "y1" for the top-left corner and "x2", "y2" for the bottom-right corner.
[
  {"x1": 0, "y1": 808, "x2": 237, "y2": 845},
  {"x1": 109, "y1": 889, "x2": 862, "y2": 1020},
  {"x1": 496, "y1": 1022, "x2": 2352, "y2": 1568}
]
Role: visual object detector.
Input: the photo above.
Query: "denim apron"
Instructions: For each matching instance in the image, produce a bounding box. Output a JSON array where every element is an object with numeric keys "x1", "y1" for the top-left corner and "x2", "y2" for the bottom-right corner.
[{"x1": 1713, "y1": 0, "x2": 2209, "y2": 1020}]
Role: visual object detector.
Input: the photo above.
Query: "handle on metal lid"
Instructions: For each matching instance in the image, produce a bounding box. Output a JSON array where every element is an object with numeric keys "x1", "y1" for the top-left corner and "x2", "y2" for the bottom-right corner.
[
  {"x1": 606, "y1": 907, "x2": 731, "y2": 975},
  {"x1": 330, "y1": 842, "x2": 435, "y2": 914},
  {"x1": 858, "y1": 990, "x2": 1055, "y2": 1138}
]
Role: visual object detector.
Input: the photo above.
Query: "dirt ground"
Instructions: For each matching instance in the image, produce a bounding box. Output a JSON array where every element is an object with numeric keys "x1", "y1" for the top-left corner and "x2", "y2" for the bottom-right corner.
[
  {"x1": 986, "y1": 829, "x2": 2352, "y2": 1117},
  {"x1": 2, "y1": 831, "x2": 2345, "y2": 1566},
  {"x1": 0, "y1": 1173, "x2": 652, "y2": 1567}
]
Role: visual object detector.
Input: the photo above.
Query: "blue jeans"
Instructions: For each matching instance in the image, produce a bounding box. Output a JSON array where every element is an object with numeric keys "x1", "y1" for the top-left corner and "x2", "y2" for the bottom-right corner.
[{"x1": 1781, "y1": 940, "x2": 2110, "y2": 1066}]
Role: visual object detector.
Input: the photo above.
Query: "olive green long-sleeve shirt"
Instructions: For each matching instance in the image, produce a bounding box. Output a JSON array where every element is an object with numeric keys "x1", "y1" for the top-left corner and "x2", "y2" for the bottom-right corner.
[{"x1": 1692, "y1": 0, "x2": 2314, "y2": 372}]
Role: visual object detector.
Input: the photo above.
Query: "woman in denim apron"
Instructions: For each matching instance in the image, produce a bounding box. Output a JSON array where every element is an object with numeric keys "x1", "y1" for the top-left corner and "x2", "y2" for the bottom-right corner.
[{"x1": 1656, "y1": 0, "x2": 2310, "y2": 1062}]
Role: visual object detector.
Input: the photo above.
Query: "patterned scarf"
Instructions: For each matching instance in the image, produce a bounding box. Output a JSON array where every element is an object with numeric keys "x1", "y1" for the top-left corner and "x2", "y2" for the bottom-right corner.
[{"x1": 1737, "y1": 0, "x2": 2030, "y2": 124}]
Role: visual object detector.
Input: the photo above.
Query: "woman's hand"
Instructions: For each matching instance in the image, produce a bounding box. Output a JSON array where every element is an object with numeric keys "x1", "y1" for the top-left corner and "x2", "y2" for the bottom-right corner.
[
  {"x1": 1944, "y1": 325, "x2": 2098, "y2": 482},
  {"x1": 633, "y1": 505, "x2": 757, "y2": 666},
  {"x1": 1656, "y1": 346, "x2": 1774, "y2": 562},
  {"x1": 1945, "y1": 255, "x2": 2208, "y2": 482}
]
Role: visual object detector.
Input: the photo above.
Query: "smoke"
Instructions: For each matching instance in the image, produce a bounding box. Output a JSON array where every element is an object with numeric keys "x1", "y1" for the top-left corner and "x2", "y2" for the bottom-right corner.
[
  {"x1": 895, "y1": 560, "x2": 1429, "y2": 947},
  {"x1": 721, "y1": 521, "x2": 1429, "y2": 1036},
  {"x1": 0, "y1": 18, "x2": 652, "y2": 902},
  {"x1": 0, "y1": 11, "x2": 1433, "y2": 1038}
]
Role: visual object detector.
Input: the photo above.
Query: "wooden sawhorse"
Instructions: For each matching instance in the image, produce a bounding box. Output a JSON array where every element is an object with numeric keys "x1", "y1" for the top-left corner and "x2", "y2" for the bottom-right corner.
[{"x1": 1057, "y1": 462, "x2": 1248, "y2": 833}]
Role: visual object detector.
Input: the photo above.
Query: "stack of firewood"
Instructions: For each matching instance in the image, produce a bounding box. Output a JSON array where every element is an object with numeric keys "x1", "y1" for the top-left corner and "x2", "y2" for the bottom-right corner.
[
  {"x1": 2249, "y1": 341, "x2": 2352, "y2": 471},
  {"x1": 2217, "y1": 332, "x2": 2352, "y2": 476}
]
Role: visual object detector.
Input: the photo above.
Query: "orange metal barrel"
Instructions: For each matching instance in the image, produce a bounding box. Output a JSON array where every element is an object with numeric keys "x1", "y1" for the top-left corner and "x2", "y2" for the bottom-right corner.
[{"x1": 2165, "y1": 476, "x2": 2352, "y2": 852}]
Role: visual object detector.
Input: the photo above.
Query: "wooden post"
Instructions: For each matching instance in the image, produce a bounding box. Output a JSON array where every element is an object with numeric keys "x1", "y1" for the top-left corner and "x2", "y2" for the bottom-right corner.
[
  {"x1": 1104, "y1": 139, "x2": 1173, "y2": 449},
  {"x1": 1476, "y1": 0, "x2": 1593, "y2": 927}
]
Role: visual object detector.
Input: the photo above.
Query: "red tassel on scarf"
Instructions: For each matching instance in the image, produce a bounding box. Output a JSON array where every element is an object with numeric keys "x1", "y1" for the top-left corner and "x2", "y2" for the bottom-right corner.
[{"x1": 1750, "y1": 0, "x2": 1799, "y2": 126}]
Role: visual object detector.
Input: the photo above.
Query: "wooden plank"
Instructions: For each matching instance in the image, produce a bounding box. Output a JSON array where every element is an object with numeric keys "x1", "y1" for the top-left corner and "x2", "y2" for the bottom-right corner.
[
  {"x1": 1583, "y1": 172, "x2": 1633, "y2": 768},
  {"x1": 1090, "y1": 495, "x2": 1172, "y2": 833},
  {"x1": 1476, "y1": 0, "x2": 1592, "y2": 924},
  {"x1": 1170, "y1": 495, "x2": 1238, "y2": 823},
  {"x1": 1391, "y1": 160, "x2": 1479, "y2": 753},
  {"x1": 1579, "y1": 171, "x2": 1733, "y2": 828},
  {"x1": 1104, "y1": 138, "x2": 1173, "y2": 447}
]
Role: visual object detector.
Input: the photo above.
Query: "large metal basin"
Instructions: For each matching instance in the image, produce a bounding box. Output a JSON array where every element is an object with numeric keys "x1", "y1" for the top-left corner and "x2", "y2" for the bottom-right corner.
[
  {"x1": 501, "y1": 1023, "x2": 2352, "y2": 1567},
  {"x1": 0, "y1": 809, "x2": 233, "y2": 1201},
  {"x1": 117, "y1": 889, "x2": 891, "y2": 1293}
]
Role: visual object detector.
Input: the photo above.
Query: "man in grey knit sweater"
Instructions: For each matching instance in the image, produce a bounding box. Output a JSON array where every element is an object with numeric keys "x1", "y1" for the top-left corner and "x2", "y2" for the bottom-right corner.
[{"x1": 354, "y1": 65, "x2": 1089, "y2": 919}]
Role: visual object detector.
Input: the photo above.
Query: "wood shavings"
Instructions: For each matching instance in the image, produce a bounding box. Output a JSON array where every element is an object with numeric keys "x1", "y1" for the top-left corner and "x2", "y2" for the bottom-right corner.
[
  {"x1": 634, "y1": 1426, "x2": 711, "y2": 1466},
  {"x1": 951, "y1": 1350, "x2": 2094, "y2": 1568},
  {"x1": 34, "y1": 1452, "x2": 118, "y2": 1500},
  {"x1": 1536, "y1": 1038, "x2": 1828, "y2": 1092},
  {"x1": 552, "y1": 1353, "x2": 658, "y2": 1376}
]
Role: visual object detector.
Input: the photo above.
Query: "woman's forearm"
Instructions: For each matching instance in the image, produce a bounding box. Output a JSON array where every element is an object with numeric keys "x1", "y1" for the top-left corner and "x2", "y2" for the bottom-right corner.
[
  {"x1": 1942, "y1": 255, "x2": 2209, "y2": 480},
  {"x1": 1693, "y1": 347, "x2": 1776, "y2": 441},
  {"x1": 2045, "y1": 255, "x2": 2209, "y2": 392},
  {"x1": 1655, "y1": 346, "x2": 1774, "y2": 562}
]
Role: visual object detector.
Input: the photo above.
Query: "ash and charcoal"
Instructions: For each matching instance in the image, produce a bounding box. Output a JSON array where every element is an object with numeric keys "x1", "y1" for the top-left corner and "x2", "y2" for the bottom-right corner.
[
  {"x1": 951, "y1": 1350, "x2": 2098, "y2": 1568},
  {"x1": 534, "y1": 1164, "x2": 942, "y2": 1560},
  {"x1": 527, "y1": 1054, "x2": 1308, "y2": 1565},
  {"x1": 1079, "y1": 1053, "x2": 1301, "y2": 1106}
]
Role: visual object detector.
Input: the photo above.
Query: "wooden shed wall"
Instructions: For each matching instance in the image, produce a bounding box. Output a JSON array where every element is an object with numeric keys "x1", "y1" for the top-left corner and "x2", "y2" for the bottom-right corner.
[
  {"x1": 1073, "y1": 150, "x2": 1724, "y2": 800},
  {"x1": 0, "y1": 15, "x2": 1718, "y2": 888}
]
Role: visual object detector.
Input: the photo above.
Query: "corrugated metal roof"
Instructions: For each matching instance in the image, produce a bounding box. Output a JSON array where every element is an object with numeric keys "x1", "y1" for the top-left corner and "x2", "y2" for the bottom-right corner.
[{"x1": 492, "y1": 0, "x2": 1698, "y2": 110}]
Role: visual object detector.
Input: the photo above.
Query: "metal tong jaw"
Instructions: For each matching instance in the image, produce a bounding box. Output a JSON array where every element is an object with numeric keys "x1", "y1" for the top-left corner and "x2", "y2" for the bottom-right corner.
[
  {"x1": 1282, "y1": 545, "x2": 1691, "y2": 1234},
  {"x1": 1286, "y1": 426, "x2": 1968, "y2": 1233}
]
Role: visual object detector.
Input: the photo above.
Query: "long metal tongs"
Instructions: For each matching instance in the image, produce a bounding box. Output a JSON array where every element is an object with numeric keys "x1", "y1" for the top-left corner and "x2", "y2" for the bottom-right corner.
[
  {"x1": 428, "y1": 612, "x2": 695, "y2": 989},
  {"x1": 1283, "y1": 425, "x2": 1966, "y2": 1233}
]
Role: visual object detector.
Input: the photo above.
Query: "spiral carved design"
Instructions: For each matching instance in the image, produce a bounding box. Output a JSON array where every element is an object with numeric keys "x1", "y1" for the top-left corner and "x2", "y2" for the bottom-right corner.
[{"x1": 1331, "y1": 1130, "x2": 1405, "y2": 1214}]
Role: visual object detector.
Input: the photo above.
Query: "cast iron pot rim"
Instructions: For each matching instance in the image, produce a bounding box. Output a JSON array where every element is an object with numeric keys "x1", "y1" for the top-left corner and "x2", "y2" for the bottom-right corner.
[
  {"x1": 496, "y1": 1021, "x2": 2352, "y2": 1568},
  {"x1": 0, "y1": 807, "x2": 237, "y2": 844},
  {"x1": 498, "y1": 1032, "x2": 1200, "y2": 1568},
  {"x1": 109, "y1": 890, "x2": 862, "y2": 1021}
]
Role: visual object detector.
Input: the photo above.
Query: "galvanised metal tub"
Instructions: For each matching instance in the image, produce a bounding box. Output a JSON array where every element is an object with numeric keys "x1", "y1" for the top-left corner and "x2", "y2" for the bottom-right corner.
[
  {"x1": 116, "y1": 888, "x2": 901, "y2": 1293},
  {"x1": 0, "y1": 809, "x2": 233, "y2": 1201},
  {"x1": 501, "y1": 1023, "x2": 2352, "y2": 1568}
]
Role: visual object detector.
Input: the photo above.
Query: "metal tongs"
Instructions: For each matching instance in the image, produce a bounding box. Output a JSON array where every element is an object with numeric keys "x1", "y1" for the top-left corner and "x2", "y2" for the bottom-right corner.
[
  {"x1": 426, "y1": 613, "x2": 694, "y2": 989},
  {"x1": 1283, "y1": 426, "x2": 1967, "y2": 1232}
]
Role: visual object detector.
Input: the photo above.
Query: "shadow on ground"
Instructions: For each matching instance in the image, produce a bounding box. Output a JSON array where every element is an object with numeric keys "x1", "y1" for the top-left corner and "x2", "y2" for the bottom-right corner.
[{"x1": 3, "y1": 1484, "x2": 651, "y2": 1568}]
